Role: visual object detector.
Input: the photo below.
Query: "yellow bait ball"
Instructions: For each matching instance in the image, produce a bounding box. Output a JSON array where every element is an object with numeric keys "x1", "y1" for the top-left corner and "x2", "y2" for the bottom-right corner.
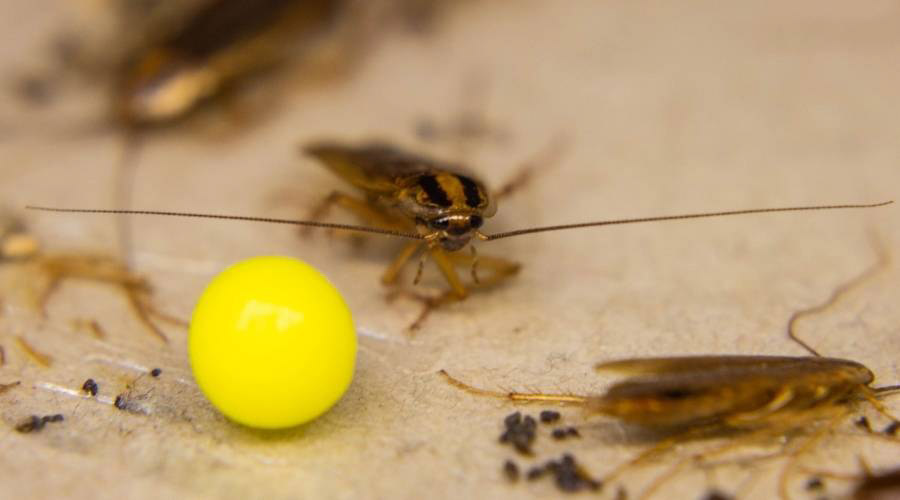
[{"x1": 189, "y1": 256, "x2": 356, "y2": 429}]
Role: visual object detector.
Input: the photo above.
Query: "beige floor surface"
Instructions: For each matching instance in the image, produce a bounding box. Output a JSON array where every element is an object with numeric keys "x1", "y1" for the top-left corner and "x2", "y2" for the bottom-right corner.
[{"x1": 0, "y1": 1, "x2": 898, "y2": 499}]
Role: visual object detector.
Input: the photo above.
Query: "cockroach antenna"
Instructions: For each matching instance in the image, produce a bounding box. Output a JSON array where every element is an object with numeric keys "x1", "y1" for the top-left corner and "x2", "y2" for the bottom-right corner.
[{"x1": 26, "y1": 200, "x2": 893, "y2": 241}]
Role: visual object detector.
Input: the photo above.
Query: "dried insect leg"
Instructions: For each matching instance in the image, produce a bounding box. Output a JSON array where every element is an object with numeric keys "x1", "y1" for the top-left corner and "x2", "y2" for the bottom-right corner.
[
  {"x1": 33, "y1": 254, "x2": 179, "y2": 342},
  {"x1": 491, "y1": 134, "x2": 569, "y2": 201}
]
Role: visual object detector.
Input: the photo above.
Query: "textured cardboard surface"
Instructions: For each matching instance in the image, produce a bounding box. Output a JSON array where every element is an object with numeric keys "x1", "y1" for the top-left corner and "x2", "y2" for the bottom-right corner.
[{"x1": 1, "y1": 1, "x2": 898, "y2": 499}]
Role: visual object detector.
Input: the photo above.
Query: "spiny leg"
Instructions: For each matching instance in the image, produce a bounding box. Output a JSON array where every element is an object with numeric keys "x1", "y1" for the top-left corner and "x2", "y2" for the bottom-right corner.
[
  {"x1": 34, "y1": 255, "x2": 178, "y2": 343},
  {"x1": 124, "y1": 288, "x2": 169, "y2": 343},
  {"x1": 400, "y1": 249, "x2": 520, "y2": 331},
  {"x1": 381, "y1": 241, "x2": 424, "y2": 285},
  {"x1": 777, "y1": 408, "x2": 850, "y2": 500},
  {"x1": 445, "y1": 251, "x2": 521, "y2": 290},
  {"x1": 492, "y1": 133, "x2": 569, "y2": 201},
  {"x1": 438, "y1": 369, "x2": 589, "y2": 405},
  {"x1": 302, "y1": 191, "x2": 408, "y2": 238}
]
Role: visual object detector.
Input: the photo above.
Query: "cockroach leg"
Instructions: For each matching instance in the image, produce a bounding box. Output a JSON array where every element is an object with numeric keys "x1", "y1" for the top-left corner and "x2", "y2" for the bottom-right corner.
[
  {"x1": 303, "y1": 191, "x2": 406, "y2": 237},
  {"x1": 381, "y1": 241, "x2": 423, "y2": 285},
  {"x1": 445, "y1": 251, "x2": 521, "y2": 290},
  {"x1": 427, "y1": 246, "x2": 468, "y2": 299},
  {"x1": 492, "y1": 133, "x2": 569, "y2": 201},
  {"x1": 438, "y1": 370, "x2": 588, "y2": 405}
]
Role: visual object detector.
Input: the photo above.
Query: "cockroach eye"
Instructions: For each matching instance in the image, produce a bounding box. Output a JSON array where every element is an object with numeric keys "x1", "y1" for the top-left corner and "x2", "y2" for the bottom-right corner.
[
  {"x1": 431, "y1": 218, "x2": 450, "y2": 230},
  {"x1": 469, "y1": 215, "x2": 483, "y2": 229}
]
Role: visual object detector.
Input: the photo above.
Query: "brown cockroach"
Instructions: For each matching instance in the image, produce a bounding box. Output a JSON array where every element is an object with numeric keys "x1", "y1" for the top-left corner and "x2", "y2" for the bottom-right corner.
[
  {"x1": 26, "y1": 140, "x2": 892, "y2": 329},
  {"x1": 438, "y1": 251, "x2": 899, "y2": 499}
]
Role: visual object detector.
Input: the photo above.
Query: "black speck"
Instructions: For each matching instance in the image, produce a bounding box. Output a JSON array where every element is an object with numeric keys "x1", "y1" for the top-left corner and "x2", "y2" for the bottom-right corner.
[
  {"x1": 114, "y1": 394, "x2": 127, "y2": 410},
  {"x1": 82, "y1": 378, "x2": 98, "y2": 396},
  {"x1": 885, "y1": 421, "x2": 900, "y2": 436},
  {"x1": 701, "y1": 490, "x2": 733, "y2": 500},
  {"x1": 503, "y1": 460, "x2": 519, "y2": 482},
  {"x1": 551, "y1": 426, "x2": 581, "y2": 440},
  {"x1": 504, "y1": 411, "x2": 522, "y2": 428},
  {"x1": 500, "y1": 412, "x2": 537, "y2": 455},
  {"x1": 526, "y1": 466, "x2": 546, "y2": 481},
  {"x1": 527, "y1": 453, "x2": 601, "y2": 493},
  {"x1": 805, "y1": 477, "x2": 824, "y2": 491},
  {"x1": 15, "y1": 414, "x2": 63, "y2": 433},
  {"x1": 150, "y1": 368, "x2": 162, "y2": 377},
  {"x1": 15, "y1": 415, "x2": 45, "y2": 433},
  {"x1": 855, "y1": 416, "x2": 871, "y2": 432},
  {"x1": 540, "y1": 410, "x2": 561, "y2": 423}
]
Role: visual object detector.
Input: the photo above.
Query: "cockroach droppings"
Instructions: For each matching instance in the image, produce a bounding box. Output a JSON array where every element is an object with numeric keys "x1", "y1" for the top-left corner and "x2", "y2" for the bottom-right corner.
[
  {"x1": 82, "y1": 378, "x2": 98, "y2": 396},
  {"x1": 805, "y1": 476, "x2": 824, "y2": 491},
  {"x1": 539, "y1": 410, "x2": 561, "y2": 423},
  {"x1": 15, "y1": 414, "x2": 63, "y2": 433},
  {"x1": 884, "y1": 421, "x2": 900, "y2": 436},
  {"x1": 499, "y1": 412, "x2": 536, "y2": 455},
  {"x1": 114, "y1": 394, "x2": 127, "y2": 410},
  {"x1": 701, "y1": 490, "x2": 733, "y2": 500},
  {"x1": 503, "y1": 460, "x2": 519, "y2": 482},
  {"x1": 15, "y1": 415, "x2": 44, "y2": 433},
  {"x1": 551, "y1": 426, "x2": 580, "y2": 440},
  {"x1": 150, "y1": 368, "x2": 162, "y2": 377}
]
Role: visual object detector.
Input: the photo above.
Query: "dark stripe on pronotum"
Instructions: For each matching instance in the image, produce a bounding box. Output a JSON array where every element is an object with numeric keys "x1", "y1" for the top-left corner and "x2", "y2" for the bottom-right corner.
[
  {"x1": 419, "y1": 175, "x2": 452, "y2": 207},
  {"x1": 458, "y1": 175, "x2": 483, "y2": 208}
]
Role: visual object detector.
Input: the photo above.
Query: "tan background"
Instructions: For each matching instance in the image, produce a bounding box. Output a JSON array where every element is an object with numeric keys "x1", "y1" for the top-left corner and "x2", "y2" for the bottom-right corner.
[{"x1": 0, "y1": 1, "x2": 898, "y2": 499}]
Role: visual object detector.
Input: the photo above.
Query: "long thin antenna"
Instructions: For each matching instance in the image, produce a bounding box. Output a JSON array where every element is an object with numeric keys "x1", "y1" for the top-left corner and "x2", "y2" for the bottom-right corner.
[
  {"x1": 25, "y1": 207, "x2": 425, "y2": 240},
  {"x1": 115, "y1": 131, "x2": 141, "y2": 268},
  {"x1": 484, "y1": 201, "x2": 893, "y2": 241}
]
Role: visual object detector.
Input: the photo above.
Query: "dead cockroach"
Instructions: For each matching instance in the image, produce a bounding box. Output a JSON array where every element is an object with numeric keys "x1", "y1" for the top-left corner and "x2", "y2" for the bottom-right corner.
[
  {"x1": 112, "y1": 0, "x2": 343, "y2": 128},
  {"x1": 438, "y1": 255, "x2": 900, "y2": 498},
  {"x1": 0, "y1": 212, "x2": 183, "y2": 342},
  {"x1": 14, "y1": 0, "x2": 349, "y2": 265},
  {"x1": 26, "y1": 138, "x2": 893, "y2": 329}
]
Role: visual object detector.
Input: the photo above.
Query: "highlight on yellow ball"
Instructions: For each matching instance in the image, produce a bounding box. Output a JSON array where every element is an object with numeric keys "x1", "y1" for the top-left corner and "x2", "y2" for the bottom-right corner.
[{"x1": 189, "y1": 256, "x2": 356, "y2": 429}]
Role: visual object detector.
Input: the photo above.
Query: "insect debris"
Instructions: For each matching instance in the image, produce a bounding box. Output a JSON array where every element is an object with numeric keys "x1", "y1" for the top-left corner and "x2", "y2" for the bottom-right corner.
[
  {"x1": 82, "y1": 378, "x2": 99, "y2": 396},
  {"x1": 14, "y1": 414, "x2": 64, "y2": 433},
  {"x1": 25, "y1": 139, "x2": 893, "y2": 331},
  {"x1": 0, "y1": 381, "x2": 20, "y2": 395},
  {"x1": 1, "y1": 213, "x2": 184, "y2": 342},
  {"x1": 438, "y1": 254, "x2": 900, "y2": 499}
]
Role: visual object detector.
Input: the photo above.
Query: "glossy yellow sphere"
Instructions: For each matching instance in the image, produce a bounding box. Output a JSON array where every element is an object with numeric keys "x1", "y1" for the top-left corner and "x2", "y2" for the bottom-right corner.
[{"x1": 189, "y1": 256, "x2": 356, "y2": 429}]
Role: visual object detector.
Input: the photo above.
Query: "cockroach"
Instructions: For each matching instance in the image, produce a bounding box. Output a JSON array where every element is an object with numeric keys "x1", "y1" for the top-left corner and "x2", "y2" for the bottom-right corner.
[
  {"x1": 1, "y1": 212, "x2": 184, "y2": 342},
  {"x1": 112, "y1": 0, "x2": 342, "y2": 128},
  {"x1": 25, "y1": 139, "x2": 892, "y2": 329},
  {"x1": 438, "y1": 254, "x2": 900, "y2": 499},
  {"x1": 14, "y1": 0, "x2": 347, "y2": 265}
]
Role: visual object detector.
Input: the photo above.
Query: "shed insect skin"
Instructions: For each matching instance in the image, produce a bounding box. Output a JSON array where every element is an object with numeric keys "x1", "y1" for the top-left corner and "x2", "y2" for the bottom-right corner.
[{"x1": 0, "y1": 214, "x2": 184, "y2": 342}]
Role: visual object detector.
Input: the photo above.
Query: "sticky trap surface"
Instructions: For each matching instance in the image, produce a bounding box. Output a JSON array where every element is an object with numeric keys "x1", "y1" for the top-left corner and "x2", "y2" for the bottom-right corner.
[{"x1": 1, "y1": 1, "x2": 899, "y2": 499}]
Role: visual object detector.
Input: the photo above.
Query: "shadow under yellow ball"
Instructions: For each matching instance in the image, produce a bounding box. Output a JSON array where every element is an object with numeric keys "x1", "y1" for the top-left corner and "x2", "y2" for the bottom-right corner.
[{"x1": 189, "y1": 256, "x2": 356, "y2": 429}]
